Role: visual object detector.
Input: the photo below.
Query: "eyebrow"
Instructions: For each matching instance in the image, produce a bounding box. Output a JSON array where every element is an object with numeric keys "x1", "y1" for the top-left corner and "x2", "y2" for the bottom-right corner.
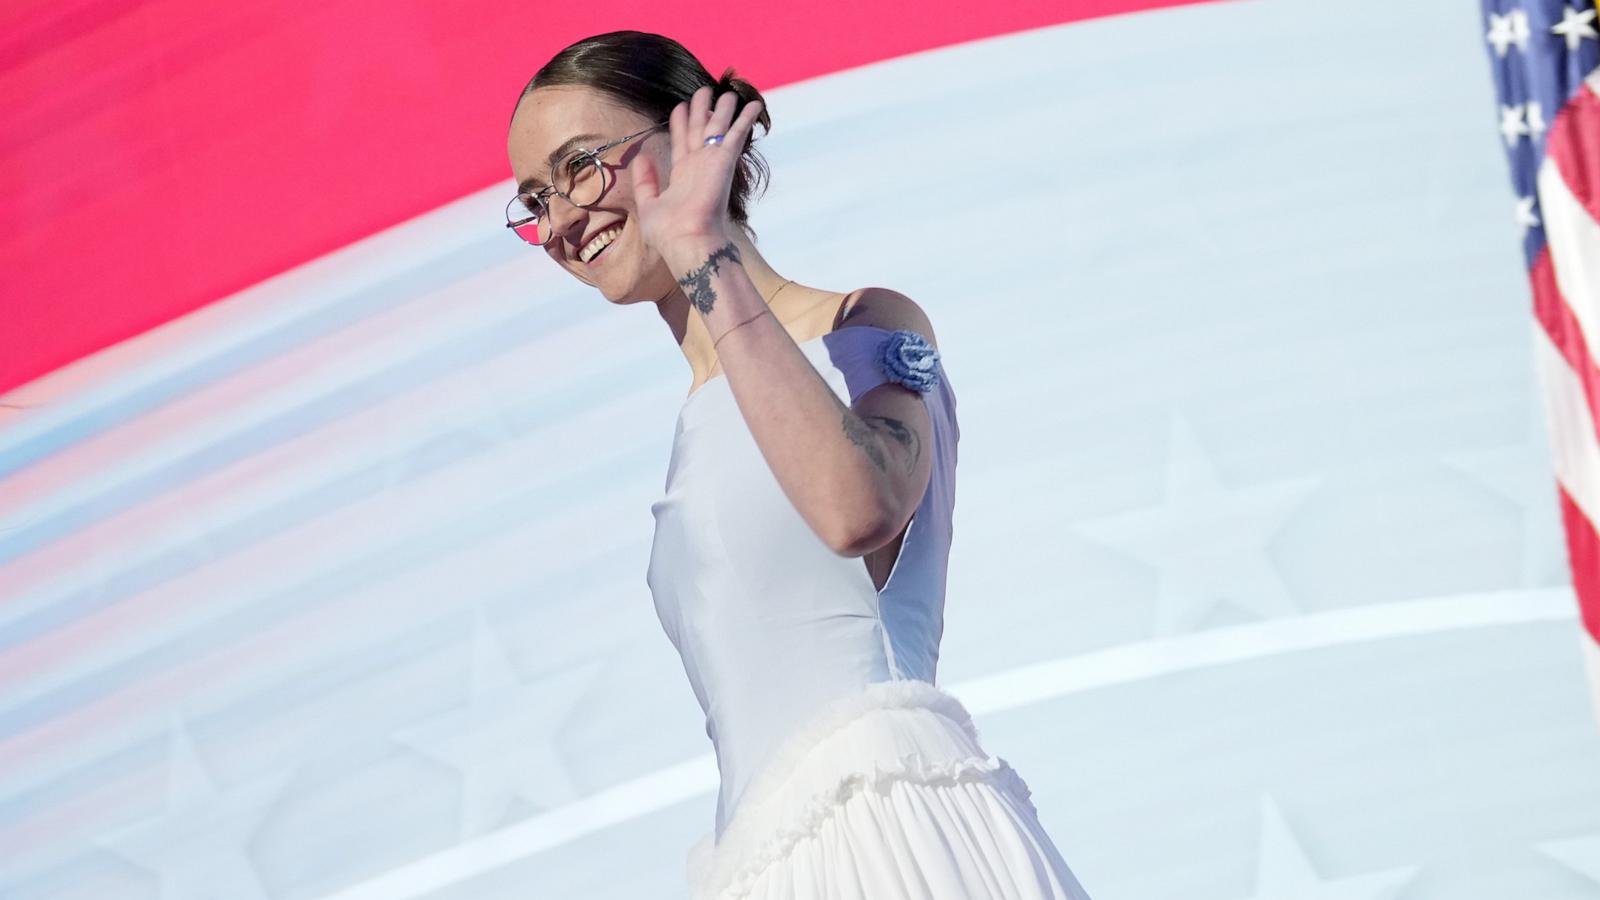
[{"x1": 516, "y1": 133, "x2": 602, "y2": 194}]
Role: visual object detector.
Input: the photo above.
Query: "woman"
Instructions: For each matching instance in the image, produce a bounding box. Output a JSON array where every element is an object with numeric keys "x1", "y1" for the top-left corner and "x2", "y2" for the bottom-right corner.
[{"x1": 506, "y1": 30, "x2": 1094, "y2": 900}]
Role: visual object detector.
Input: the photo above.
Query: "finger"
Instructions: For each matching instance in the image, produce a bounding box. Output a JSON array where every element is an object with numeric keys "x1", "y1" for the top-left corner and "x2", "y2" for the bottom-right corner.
[
  {"x1": 706, "y1": 90, "x2": 738, "y2": 142},
  {"x1": 688, "y1": 85, "x2": 712, "y2": 144},
  {"x1": 669, "y1": 99, "x2": 688, "y2": 162},
  {"x1": 630, "y1": 151, "x2": 658, "y2": 204},
  {"x1": 726, "y1": 98, "x2": 765, "y2": 148}
]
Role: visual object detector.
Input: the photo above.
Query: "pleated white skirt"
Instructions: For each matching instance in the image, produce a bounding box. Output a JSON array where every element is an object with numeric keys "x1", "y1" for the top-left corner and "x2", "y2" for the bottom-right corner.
[{"x1": 686, "y1": 680, "x2": 1094, "y2": 900}]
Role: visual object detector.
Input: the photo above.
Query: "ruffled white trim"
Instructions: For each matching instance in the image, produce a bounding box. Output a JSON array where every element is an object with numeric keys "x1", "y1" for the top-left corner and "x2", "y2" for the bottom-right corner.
[
  {"x1": 734, "y1": 679, "x2": 979, "y2": 814},
  {"x1": 687, "y1": 679, "x2": 1039, "y2": 900}
]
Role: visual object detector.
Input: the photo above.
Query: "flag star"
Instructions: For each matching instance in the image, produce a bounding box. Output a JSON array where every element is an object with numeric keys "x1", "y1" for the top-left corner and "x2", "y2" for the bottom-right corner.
[
  {"x1": 92, "y1": 716, "x2": 292, "y2": 900},
  {"x1": 390, "y1": 608, "x2": 605, "y2": 839},
  {"x1": 1238, "y1": 794, "x2": 1419, "y2": 899},
  {"x1": 1525, "y1": 100, "x2": 1547, "y2": 138},
  {"x1": 1499, "y1": 103, "x2": 1531, "y2": 146},
  {"x1": 1552, "y1": 6, "x2": 1598, "y2": 52},
  {"x1": 1515, "y1": 195, "x2": 1541, "y2": 237},
  {"x1": 1487, "y1": 12, "x2": 1517, "y2": 56},
  {"x1": 1509, "y1": 8, "x2": 1531, "y2": 50},
  {"x1": 1487, "y1": 10, "x2": 1534, "y2": 55},
  {"x1": 1071, "y1": 415, "x2": 1320, "y2": 637}
]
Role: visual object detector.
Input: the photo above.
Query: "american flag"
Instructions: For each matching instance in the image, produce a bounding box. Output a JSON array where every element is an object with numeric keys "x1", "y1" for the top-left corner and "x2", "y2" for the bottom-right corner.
[{"x1": 1480, "y1": 0, "x2": 1600, "y2": 714}]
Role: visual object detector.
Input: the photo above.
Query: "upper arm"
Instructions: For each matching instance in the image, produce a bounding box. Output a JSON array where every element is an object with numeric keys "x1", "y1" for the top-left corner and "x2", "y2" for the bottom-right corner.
[{"x1": 832, "y1": 288, "x2": 940, "y2": 554}]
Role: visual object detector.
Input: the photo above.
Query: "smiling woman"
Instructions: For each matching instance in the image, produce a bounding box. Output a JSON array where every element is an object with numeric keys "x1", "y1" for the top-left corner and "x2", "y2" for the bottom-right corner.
[
  {"x1": 504, "y1": 30, "x2": 1095, "y2": 900},
  {"x1": 511, "y1": 34, "x2": 771, "y2": 242}
]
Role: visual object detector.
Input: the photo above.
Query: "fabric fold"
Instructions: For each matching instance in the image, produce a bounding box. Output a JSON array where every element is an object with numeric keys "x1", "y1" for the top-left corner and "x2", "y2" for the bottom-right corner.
[{"x1": 686, "y1": 679, "x2": 1092, "y2": 900}]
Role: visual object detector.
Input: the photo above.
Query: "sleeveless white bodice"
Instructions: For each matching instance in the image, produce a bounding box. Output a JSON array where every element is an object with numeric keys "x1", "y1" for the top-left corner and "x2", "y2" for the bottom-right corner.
[{"x1": 646, "y1": 324, "x2": 960, "y2": 837}]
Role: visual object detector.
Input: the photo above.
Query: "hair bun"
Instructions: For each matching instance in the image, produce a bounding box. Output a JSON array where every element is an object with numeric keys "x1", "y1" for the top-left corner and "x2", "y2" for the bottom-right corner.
[{"x1": 715, "y1": 66, "x2": 771, "y2": 141}]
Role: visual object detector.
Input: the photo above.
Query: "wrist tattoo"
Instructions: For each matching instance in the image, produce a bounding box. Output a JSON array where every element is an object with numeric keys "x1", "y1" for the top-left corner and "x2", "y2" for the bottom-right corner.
[{"x1": 677, "y1": 242, "x2": 742, "y2": 314}]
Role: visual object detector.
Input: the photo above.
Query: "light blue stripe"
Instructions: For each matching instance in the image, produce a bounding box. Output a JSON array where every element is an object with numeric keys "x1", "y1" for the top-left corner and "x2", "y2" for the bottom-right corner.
[
  {"x1": 0, "y1": 535, "x2": 648, "y2": 829},
  {"x1": 0, "y1": 432, "x2": 661, "y2": 743},
  {"x1": 0, "y1": 293, "x2": 597, "y2": 569},
  {"x1": 0, "y1": 311, "x2": 675, "y2": 647},
  {"x1": 0, "y1": 237, "x2": 522, "y2": 482}
]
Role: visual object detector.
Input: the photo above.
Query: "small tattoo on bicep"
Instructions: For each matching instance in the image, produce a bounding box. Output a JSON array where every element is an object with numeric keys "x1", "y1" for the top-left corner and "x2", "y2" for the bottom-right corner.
[
  {"x1": 841, "y1": 408, "x2": 887, "y2": 472},
  {"x1": 863, "y1": 415, "x2": 921, "y2": 477},
  {"x1": 677, "y1": 242, "x2": 742, "y2": 314}
]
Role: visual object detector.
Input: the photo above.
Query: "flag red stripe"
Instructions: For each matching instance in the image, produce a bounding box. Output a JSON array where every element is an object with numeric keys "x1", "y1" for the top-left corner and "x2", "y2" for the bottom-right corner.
[
  {"x1": 1557, "y1": 482, "x2": 1600, "y2": 644},
  {"x1": 1530, "y1": 247, "x2": 1600, "y2": 450},
  {"x1": 0, "y1": 0, "x2": 1220, "y2": 397},
  {"x1": 1545, "y1": 79, "x2": 1600, "y2": 225},
  {"x1": 1535, "y1": 75, "x2": 1600, "y2": 647}
]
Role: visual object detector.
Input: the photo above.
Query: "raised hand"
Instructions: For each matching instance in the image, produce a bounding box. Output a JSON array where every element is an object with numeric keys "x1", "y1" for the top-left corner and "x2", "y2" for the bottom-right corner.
[{"x1": 630, "y1": 85, "x2": 765, "y2": 253}]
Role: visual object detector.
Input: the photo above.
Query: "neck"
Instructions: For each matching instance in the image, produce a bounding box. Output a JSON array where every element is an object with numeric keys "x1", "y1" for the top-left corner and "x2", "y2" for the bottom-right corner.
[{"x1": 656, "y1": 228, "x2": 791, "y2": 382}]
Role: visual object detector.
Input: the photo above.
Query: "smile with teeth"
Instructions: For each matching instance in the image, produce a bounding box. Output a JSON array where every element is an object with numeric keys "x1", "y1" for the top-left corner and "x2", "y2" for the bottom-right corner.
[{"x1": 580, "y1": 225, "x2": 624, "y2": 263}]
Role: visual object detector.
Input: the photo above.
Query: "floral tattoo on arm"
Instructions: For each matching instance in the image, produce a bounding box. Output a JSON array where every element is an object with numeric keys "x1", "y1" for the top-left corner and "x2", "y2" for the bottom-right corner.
[{"x1": 676, "y1": 242, "x2": 742, "y2": 314}]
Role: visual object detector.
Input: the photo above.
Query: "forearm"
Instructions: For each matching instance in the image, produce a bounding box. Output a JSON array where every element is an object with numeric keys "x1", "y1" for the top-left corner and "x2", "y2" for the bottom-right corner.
[{"x1": 664, "y1": 236, "x2": 893, "y2": 553}]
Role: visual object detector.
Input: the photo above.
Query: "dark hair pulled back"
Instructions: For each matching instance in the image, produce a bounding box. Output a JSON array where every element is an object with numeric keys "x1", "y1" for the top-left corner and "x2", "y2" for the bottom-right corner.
[{"x1": 518, "y1": 31, "x2": 772, "y2": 239}]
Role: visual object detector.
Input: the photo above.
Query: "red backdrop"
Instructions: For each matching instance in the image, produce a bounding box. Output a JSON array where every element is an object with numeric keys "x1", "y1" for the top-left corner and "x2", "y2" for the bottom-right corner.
[{"x1": 1, "y1": 0, "x2": 1213, "y2": 396}]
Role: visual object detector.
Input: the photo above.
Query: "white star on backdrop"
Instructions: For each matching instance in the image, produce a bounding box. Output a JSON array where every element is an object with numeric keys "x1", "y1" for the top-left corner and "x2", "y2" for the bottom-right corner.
[
  {"x1": 92, "y1": 715, "x2": 293, "y2": 900},
  {"x1": 389, "y1": 607, "x2": 605, "y2": 840},
  {"x1": 1499, "y1": 103, "x2": 1532, "y2": 146},
  {"x1": 1551, "y1": 6, "x2": 1598, "y2": 52},
  {"x1": 1070, "y1": 415, "x2": 1320, "y2": 637},
  {"x1": 1536, "y1": 830, "x2": 1600, "y2": 887},
  {"x1": 1515, "y1": 195, "x2": 1541, "y2": 237},
  {"x1": 1236, "y1": 794, "x2": 1419, "y2": 899},
  {"x1": 1439, "y1": 390, "x2": 1572, "y2": 587},
  {"x1": 1486, "y1": 10, "x2": 1533, "y2": 57}
]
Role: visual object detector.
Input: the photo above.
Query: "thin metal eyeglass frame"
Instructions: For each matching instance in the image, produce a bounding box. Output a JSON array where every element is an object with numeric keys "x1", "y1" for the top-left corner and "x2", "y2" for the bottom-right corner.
[{"x1": 505, "y1": 120, "x2": 669, "y2": 245}]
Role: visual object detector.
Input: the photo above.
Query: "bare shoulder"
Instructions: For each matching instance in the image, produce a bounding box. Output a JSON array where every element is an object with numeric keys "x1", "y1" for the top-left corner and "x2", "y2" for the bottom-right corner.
[{"x1": 830, "y1": 287, "x2": 939, "y2": 350}]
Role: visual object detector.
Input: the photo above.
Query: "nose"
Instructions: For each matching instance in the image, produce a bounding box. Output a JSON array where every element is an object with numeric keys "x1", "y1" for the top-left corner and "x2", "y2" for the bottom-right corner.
[{"x1": 544, "y1": 193, "x2": 587, "y2": 252}]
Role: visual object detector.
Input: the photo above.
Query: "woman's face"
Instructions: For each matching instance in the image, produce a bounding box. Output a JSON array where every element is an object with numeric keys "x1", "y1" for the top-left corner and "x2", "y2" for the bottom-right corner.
[{"x1": 507, "y1": 85, "x2": 675, "y2": 303}]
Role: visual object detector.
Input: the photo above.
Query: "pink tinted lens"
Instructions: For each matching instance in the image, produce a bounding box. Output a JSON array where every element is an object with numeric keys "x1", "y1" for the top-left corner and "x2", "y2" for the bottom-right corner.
[{"x1": 510, "y1": 219, "x2": 549, "y2": 245}]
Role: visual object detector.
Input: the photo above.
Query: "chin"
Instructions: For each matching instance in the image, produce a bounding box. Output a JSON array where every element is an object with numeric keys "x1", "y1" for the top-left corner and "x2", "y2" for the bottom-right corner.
[
  {"x1": 601, "y1": 259, "x2": 673, "y2": 305},
  {"x1": 589, "y1": 268, "x2": 648, "y2": 305}
]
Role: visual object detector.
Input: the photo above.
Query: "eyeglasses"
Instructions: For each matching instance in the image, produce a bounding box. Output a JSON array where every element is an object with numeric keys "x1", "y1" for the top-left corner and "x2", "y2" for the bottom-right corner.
[{"x1": 505, "y1": 121, "x2": 668, "y2": 246}]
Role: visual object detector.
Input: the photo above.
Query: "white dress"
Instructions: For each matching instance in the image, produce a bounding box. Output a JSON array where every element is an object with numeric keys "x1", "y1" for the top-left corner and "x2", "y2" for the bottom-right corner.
[{"x1": 647, "y1": 324, "x2": 1093, "y2": 900}]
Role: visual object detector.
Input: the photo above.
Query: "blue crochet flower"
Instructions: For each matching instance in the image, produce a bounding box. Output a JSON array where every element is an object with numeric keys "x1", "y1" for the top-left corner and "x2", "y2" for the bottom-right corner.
[{"x1": 876, "y1": 329, "x2": 941, "y2": 393}]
